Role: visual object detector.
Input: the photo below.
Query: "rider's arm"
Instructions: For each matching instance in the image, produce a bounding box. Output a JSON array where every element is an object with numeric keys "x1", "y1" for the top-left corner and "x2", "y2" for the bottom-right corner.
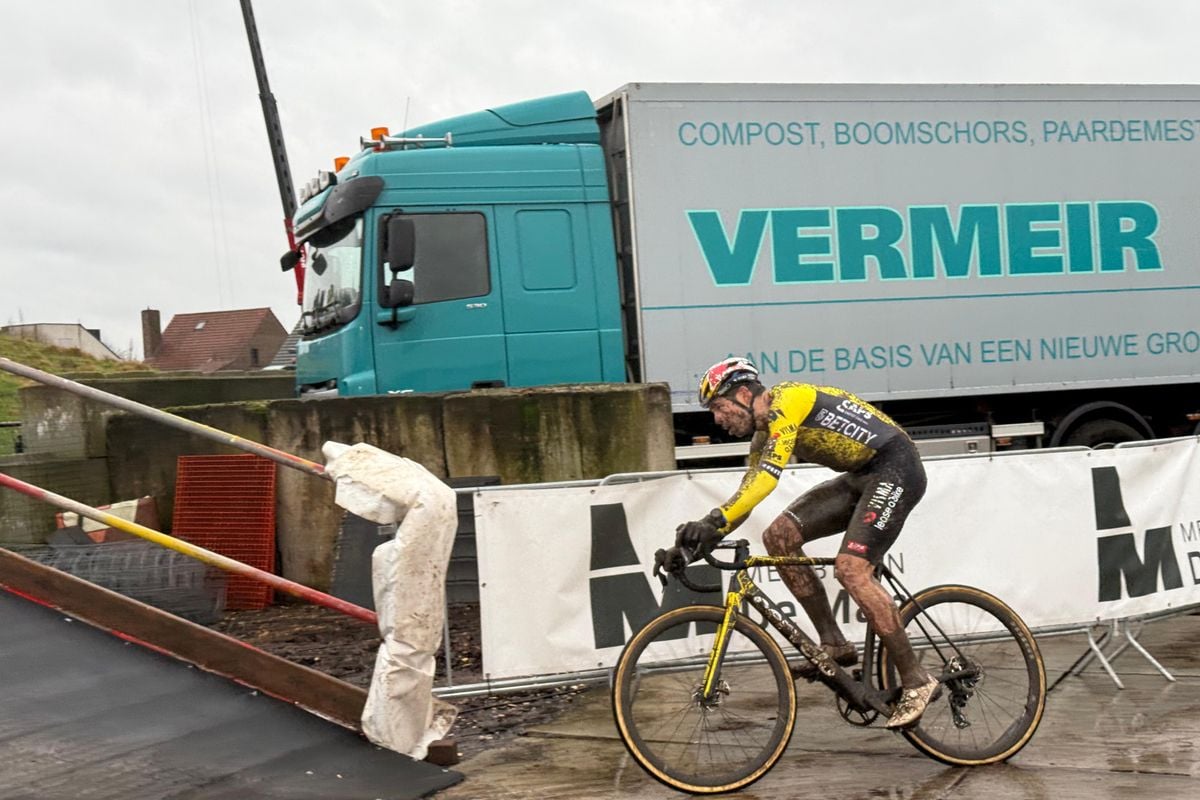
[
  {"x1": 721, "y1": 511, "x2": 752, "y2": 534},
  {"x1": 717, "y1": 413, "x2": 800, "y2": 528}
]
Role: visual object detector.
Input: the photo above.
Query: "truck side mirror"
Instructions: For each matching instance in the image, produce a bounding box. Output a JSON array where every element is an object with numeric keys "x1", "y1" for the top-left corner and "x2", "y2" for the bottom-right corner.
[
  {"x1": 385, "y1": 217, "x2": 415, "y2": 273},
  {"x1": 381, "y1": 277, "x2": 414, "y2": 309},
  {"x1": 309, "y1": 252, "x2": 328, "y2": 276},
  {"x1": 280, "y1": 249, "x2": 302, "y2": 272}
]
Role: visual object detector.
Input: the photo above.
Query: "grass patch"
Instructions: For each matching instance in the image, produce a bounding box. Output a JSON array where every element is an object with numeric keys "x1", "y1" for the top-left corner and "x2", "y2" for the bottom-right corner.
[{"x1": 0, "y1": 335, "x2": 149, "y2": 454}]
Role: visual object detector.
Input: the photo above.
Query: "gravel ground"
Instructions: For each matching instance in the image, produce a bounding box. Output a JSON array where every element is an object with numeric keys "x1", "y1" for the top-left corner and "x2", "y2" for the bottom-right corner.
[{"x1": 208, "y1": 602, "x2": 591, "y2": 759}]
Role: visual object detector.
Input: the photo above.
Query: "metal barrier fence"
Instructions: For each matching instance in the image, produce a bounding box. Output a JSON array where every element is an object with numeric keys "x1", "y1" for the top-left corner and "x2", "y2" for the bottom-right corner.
[
  {"x1": 4, "y1": 540, "x2": 227, "y2": 624},
  {"x1": 431, "y1": 441, "x2": 1195, "y2": 698}
]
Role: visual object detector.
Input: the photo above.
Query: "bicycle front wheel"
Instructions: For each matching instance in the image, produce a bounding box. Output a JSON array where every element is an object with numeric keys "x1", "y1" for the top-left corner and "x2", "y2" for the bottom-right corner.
[
  {"x1": 612, "y1": 605, "x2": 796, "y2": 794},
  {"x1": 880, "y1": 584, "x2": 1046, "y2": 765}
]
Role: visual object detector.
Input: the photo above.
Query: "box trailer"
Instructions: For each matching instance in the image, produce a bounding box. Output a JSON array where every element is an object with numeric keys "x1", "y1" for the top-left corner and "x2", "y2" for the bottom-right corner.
[{"x1": 287, "y1": 83, "x2": 1200, "y2": 453}]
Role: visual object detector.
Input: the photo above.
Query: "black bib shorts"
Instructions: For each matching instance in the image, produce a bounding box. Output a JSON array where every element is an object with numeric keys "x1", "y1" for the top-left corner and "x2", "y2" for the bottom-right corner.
[{"x1": 783, "y1": 437, "x2": 927, "y2": 564}]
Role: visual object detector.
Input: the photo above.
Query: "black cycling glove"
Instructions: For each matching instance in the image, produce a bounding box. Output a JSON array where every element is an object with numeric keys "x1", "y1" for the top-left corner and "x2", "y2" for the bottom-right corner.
[{"x1": 675, "y1": 508, "x2": 727, "y2": 550}]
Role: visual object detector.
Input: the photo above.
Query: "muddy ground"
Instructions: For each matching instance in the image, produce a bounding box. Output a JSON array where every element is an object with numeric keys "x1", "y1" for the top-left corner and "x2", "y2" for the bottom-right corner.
[{"x1": 208, "y1": 602, "x2": 591, "y2": 759}]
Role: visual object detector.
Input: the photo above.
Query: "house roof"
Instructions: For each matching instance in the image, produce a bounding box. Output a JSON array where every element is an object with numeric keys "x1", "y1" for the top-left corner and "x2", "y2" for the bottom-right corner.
[
  {"x1": 267, "y1": 328, "x2": 301, "y2": 369},
  {"x1": 148, "y1": 308, "x2": 286, "y2": 372}
]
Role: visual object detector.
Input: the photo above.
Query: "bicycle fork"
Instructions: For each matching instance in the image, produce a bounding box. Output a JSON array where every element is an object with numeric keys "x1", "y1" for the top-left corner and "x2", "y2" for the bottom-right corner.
[{"x1": 698, "y1": 590, "x2": 742, "y2": 702}]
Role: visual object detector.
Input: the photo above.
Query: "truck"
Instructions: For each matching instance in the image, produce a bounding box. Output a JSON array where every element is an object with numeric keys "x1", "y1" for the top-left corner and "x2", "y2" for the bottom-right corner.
[{"x1": 284, "y1": 83, "x2": 1200, "y2": 458}]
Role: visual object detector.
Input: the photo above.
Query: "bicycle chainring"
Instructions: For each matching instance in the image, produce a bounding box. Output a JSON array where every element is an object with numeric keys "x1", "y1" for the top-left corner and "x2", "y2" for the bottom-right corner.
[
  {"x1": 836, "y1": 694, "x2": 880, "y2": 726},
  {"x1": 836, "y1": 669, "x2": 879, "y2": 726}
]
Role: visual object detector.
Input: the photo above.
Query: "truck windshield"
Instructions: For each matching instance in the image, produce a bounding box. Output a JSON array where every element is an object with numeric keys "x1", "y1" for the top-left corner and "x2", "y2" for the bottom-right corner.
[{"x1": 300, "y1": 218, "x2": 363, "y2": 335}]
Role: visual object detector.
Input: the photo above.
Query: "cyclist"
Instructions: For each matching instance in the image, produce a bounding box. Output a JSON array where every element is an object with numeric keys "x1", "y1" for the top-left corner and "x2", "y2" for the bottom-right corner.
[{"x1": 670, "y1": 356, "x2": 937, "y2": 729}]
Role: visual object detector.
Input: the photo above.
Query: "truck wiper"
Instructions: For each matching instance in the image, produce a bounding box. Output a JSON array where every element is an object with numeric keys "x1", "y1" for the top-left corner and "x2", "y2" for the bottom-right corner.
[{"x1": 300, "y1": 295, "x2": 345, "y2": 335}]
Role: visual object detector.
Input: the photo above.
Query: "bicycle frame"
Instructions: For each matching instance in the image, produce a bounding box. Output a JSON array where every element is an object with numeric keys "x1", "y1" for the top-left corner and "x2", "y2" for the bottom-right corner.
[
  {"x1": 621, "y1": 543, "x2": 1048, "y2": 789},
  {"x1": 698, "y1": 545, "x2": 900, "y2": 717}
]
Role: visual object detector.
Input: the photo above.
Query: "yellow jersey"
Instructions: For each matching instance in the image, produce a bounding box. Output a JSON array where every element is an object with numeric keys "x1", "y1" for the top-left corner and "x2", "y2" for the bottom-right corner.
[{"x1": 719, "y1": 383, "x2": 907, "y2": 526}]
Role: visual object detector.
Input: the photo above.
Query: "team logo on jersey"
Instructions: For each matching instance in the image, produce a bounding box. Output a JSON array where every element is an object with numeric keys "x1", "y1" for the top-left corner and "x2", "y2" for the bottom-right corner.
[
  {"x1": 862, "y1": 511, "x2": 878, "y2": 525},
  {"x1": 866, "y1": 482, "x2": 895, "y2": 511}
]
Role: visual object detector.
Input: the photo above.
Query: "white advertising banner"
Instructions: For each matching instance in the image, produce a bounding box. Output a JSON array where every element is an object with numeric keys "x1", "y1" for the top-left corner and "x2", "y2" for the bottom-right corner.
[{"x1": 476, "y1": 438, "x2": 1200, "y2": 680}]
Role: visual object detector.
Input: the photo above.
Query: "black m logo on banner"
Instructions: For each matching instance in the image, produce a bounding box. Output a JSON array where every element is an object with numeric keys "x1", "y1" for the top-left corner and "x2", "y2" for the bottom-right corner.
[
  {"x1": 1092, "y1": 466, "x2": 1183, "y2": 601},
  {"x1": 588, "y1": 503, "x2": 721, "y2": 648}
]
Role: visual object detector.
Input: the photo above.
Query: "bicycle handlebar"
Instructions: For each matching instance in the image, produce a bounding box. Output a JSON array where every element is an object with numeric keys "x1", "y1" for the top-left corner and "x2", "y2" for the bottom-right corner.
[
  {"x1": 702, "y1": 540, "x2": 751, "y2": 571},
  {"x1": 655, "y1": 539, "x2": 751, "y2": 594}
]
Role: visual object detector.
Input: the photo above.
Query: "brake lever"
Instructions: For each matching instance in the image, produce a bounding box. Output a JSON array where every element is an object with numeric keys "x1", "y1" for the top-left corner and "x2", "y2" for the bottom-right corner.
[
  {"x1": 652, "y1": 546, "x2": 697, "y2": 588},
  {"x1": 652, "y1": 548, "x2": 669, "y2": 587}
]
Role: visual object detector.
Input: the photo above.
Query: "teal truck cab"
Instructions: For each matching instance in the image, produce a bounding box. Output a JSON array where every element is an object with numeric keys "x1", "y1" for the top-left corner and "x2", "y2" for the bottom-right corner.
[{"x1": 289, "y1": 92, "x2": 625, "y2": 397}]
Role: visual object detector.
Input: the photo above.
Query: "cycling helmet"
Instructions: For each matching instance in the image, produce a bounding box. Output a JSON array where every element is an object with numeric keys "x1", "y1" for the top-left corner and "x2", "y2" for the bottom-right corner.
[{"x1": 698, "y1": 357, "x2": 760, "y2": 408}]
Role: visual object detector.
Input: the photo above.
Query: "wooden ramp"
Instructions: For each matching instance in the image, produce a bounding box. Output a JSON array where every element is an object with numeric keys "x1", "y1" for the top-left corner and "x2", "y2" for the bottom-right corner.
[{"x1": 0, "y1": 549, "x2": 460, "y2": 799}]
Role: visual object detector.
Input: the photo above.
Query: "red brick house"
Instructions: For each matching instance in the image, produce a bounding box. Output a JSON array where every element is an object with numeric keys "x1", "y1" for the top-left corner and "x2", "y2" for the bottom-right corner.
[{"x1": 143, "y1": 308, "x2": 288, "y2": 372}]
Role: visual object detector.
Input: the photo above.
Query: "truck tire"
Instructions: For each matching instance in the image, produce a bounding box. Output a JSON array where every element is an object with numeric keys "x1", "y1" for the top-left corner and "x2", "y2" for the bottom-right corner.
[{"x1": 1062, "y1": 418, "x2": 1143, "y2": 449}]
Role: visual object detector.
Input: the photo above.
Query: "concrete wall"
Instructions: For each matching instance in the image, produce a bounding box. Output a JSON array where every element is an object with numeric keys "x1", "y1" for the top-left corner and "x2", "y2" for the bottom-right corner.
[
  {"x1": 106, "y1": 404, "x2": 272, "y2": 524},
  {"x1": 101, "y1": 384, "x2": 673, "y2": 590},
  {"x1": 0, "y1": 454, "x2": 110, "y2": 544},
  {"x1": 20, "y1": 373, "x2": 297, "y2": 457},
  {"x1": 3, "y1": 372, "x2": 294, "y2": 548},
  {"x1": 2, "y1": 324, "x2": 120, "y2": 360},
  {"x1": 442, "y1": 384, "x2": 675, "y2": 484}
]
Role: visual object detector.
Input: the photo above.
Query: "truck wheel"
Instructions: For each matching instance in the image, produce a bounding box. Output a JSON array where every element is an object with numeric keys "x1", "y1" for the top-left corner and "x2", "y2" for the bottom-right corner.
[{"x1": 1062, "y1": 418, "x2": 1143, "y2": 449}]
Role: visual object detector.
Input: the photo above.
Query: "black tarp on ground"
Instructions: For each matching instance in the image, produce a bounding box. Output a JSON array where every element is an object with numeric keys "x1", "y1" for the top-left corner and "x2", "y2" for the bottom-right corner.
[{"x1": 0, "y1": 590, "x2": 462, "y2": 799}]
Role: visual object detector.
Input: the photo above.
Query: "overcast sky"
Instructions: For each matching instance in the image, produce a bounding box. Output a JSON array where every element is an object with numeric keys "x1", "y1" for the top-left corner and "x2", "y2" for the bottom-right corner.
[{"x1": 2, "y1": 0, "x2": 1199, "y2": 359}]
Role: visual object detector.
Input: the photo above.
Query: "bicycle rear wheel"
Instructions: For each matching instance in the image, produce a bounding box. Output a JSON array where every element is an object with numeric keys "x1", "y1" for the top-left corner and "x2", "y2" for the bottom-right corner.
[
  {"x1": 612, "y1": 605, "x2": 796, "y2": 794},
  {"x1": 879, "y1": 584, "x2": 1046, "y2": 765}
]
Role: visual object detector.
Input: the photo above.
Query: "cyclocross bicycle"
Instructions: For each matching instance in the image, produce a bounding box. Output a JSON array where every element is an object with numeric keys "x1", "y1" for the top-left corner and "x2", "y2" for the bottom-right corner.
[{"x1": 611, "y1": 540, "x2": 1047, "y2": 794}]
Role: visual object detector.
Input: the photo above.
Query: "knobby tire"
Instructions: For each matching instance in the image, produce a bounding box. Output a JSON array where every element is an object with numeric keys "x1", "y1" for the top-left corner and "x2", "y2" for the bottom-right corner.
[{"x1": 612, "y1": 605, "x2": 796, "y2": 794}]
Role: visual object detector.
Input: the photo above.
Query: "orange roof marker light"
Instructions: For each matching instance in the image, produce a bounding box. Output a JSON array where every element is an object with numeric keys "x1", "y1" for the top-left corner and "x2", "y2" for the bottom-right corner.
[
  {"x1": 334, "y1": 156, "x2": 350, "y2": 171},
  {"x1": 371, "y1": 126, "x2": 390, "y2": 140}
]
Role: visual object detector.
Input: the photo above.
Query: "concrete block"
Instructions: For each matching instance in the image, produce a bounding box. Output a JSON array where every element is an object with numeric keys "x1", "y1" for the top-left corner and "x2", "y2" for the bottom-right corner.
[
  {"x1": 0, "y1": 454, "x2": 111, "y2": 545},
  {"x1": 266, "y1": 395, "x2": 447, "y2": 589},
  {"x1": 442, "y1": 383, "x2": 675, "y2": 484},
  {"x1": 19, "y1": 374, "x2": 295, "y2": 459}
]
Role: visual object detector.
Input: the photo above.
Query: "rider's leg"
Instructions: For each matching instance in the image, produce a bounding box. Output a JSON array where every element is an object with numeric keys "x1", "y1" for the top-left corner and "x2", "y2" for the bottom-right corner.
[
  {"x1": 768, "y1": 476, "x2": 859, "y2": 662},
  {"x1": 834, "y1": 554, "x2": 925, "y2": 687},
  {"x1": 838, "y1": 439, "x2": 938, "y2": 727},
  {"x1": 763, "y1": 515, "x2": 847, "y2": 649}
]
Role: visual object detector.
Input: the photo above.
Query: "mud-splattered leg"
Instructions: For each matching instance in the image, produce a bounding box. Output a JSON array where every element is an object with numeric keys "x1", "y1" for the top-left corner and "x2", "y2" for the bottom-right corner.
[
  {"x1": 762, "y1": 515, "x2": 849, "y2": 647},
  {"x1": 835, "y1": 553, "x2": 924, "y2": 687}
]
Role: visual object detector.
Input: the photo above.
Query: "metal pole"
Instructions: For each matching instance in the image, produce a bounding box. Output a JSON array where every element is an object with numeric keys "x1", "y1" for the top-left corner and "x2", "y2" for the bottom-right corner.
[
  {"x1": 0, "y1": 471, "x2": 376, "y2": 625},
  {"x1": 238, "y1": 0, "x2": 305, "y2": 304},
  {"x1": 443, "y1": 585, "x2": 454, "y2": 687},
  {"x1": 1120, "y1": 620, "x2": 1177, "y2": 682},
  {"x1": 239, "y1": 0, "x2": 297, "y2": 220},
  {"x1": 0, "y1": 357, "x2": 329, "y2": 481}
]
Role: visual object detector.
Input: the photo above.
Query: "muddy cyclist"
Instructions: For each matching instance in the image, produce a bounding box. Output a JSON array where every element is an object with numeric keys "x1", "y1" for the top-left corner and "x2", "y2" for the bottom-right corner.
[{"x1": 668, "y1": 356, "x2": 938, "y2": 728}]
